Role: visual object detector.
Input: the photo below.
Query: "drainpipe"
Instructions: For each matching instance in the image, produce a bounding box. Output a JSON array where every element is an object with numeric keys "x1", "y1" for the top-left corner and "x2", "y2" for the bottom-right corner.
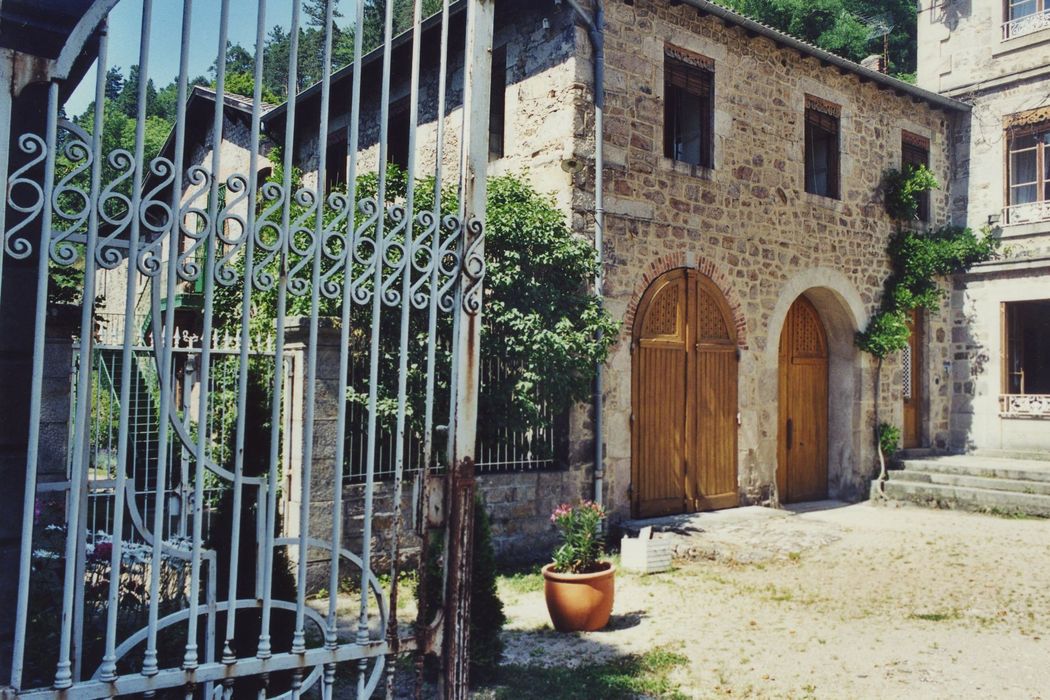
[{"x1": 565, "y1": 0, "x2": 605, "y2": 509}]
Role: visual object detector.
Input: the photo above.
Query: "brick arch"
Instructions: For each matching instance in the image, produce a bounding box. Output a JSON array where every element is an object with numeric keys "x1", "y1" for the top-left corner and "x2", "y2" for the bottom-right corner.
[{"x1": 623, "y1": 253, "x2": 748, "y2": 349}]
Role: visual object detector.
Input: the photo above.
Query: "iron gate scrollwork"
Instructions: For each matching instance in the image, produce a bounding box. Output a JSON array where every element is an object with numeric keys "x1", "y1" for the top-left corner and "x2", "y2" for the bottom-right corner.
[{"x1": 0, "y1": 0, "x2": 493, "y2": 697}]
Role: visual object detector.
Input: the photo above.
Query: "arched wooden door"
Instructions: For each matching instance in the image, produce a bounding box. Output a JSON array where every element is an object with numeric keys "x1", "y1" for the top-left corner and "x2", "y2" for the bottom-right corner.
[
  {"x1": 776, "y1": 296, "x2": 829, "y2": 503},
  {"x1": 632, "y1": 269, "x2": 739, "y2": 518}
]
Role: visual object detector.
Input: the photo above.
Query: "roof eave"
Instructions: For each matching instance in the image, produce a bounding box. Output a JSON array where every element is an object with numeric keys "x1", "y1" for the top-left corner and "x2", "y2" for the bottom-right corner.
[{"x1": 682, "y1": 0, "x2": 971, "y2": 113}]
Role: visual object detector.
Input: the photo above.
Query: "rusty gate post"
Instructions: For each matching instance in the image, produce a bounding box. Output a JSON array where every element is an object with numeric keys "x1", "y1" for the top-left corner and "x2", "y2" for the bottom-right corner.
[{"x1": 442, "y1": 0, "x2": 494, "y2": 697}]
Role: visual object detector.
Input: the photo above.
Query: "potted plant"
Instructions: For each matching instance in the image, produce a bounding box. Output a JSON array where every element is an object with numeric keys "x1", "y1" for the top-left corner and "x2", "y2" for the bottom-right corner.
[{"x1": 541, "y1": 500, "x2": 614, "y2": 632}]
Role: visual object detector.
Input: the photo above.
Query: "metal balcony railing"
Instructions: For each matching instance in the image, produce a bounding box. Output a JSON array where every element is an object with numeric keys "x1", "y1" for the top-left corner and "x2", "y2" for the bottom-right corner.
[
  {"x1": 1000, "y1": 394, "x2": 1050, "y2": 417},
  {"x1": 1002, "y1": 8, "x2": 1050, "y2": 40},
  {"x1": 1003, "y1": 200, "x2": 1050, "y2": 226}
]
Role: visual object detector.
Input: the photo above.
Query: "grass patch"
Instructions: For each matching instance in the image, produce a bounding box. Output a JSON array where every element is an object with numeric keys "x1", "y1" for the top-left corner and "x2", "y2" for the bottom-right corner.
[
  {"x1": 499, "y1": 571, "x2": 544, "y2": 595},
  {"x1": 477, "y1": 647, "x2": 689, "y2": 700},
  {"x1": 909, "y1": 610, "x2": 960, "y2": 622}
]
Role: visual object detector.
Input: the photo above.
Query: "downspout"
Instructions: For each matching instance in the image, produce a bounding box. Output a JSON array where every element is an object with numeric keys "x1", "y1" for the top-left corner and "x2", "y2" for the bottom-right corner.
[{"x1": 565, "y1": 0, "x2": 605, "y2": 509}]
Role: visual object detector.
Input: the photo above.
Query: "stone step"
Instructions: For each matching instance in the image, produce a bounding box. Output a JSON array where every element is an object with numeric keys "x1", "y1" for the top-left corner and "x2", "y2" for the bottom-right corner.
[
  {"x1": 900, "y1": 455, "x2": 1050, "y2": 484},
  {"x1": 970, "y1": 448, "x2": 1050, "y2": 463},
  {"x1": 878, "y1": 480, "x2": 1050, "y2": 518},
  {"x1": 890, "y1": 470, "x2": 1050, "y2": 496}
]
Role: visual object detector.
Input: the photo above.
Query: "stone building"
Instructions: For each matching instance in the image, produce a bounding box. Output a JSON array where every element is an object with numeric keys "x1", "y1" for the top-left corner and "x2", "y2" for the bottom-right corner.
[
  {"x1": 148, "y1": 0, "x2": 994, "y2": 557},
  {"x1": 918, "y1": 0, "x2": 1050, "y2": 452},
  {"x1": 251, "y1": 0, "x2": 982, "y2": 557}
]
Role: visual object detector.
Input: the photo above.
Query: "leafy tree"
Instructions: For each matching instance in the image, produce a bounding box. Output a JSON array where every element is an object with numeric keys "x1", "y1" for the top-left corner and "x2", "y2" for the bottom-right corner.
[
  {"x1": 104, "y1": 67, "x2": 124, "y2": 101},
  {"x1": 214, "y1": 166, "x2": 617, "y2": 455},
  {"x1": 720, "y1": 0, "x2": 918, "y2": 76}
]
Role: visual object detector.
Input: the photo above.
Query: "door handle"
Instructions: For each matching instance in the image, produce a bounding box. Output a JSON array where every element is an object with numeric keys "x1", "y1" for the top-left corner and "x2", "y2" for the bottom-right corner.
[{"x1": 786, "y1": 418, "x2": 793, "y2": 450}]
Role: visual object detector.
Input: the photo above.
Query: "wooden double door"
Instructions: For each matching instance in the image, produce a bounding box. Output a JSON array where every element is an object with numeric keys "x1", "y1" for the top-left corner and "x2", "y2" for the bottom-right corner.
[
  {"x1": 632, "y1": 269, "x2": 739, "y2": 518},
  {"x1": 776, "y1": 296, "x2": 829, "y2": 503}
]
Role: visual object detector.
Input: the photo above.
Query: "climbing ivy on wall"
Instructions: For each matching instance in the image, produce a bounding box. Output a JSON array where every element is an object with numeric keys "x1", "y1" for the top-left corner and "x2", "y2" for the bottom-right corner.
[
  {"x1": 856, "y1": 166, "x2": 999, "y2": 359},
  {"x1": 859, "y1": 166, "x2": 999, "y2": 481}
]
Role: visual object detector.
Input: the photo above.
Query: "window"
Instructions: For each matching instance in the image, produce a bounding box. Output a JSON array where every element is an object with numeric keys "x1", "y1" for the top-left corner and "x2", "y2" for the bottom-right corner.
[
  {"x1": 325, "y1": 136, "x2": 347, "y2": 191},
  {"x1": 804, "y1": 96, "x2": 840, "y2": 199},
  {"x1": 1003, "y1": 300, "x2": 1050, "y2": 396},
  {"x1": 902, "y1": 131, "x2": 931, "y2": 222},
  {"x1": 387, "y1": 99, "x2": 411, "y2": 169},
  {"x1": 663, "y1": 47, "x2": 714, "y2": 168},
  {"x1": 1004, "y1": 0, "x2": 1048, "y2": 38},
  {"x1": 1007, "y1": 126, "x2": 1050, "y2": 206},
  {"x1": 489, "y1": 46, "x2": 506, "y2": 160},
  {"x1": 1007, "y1": 0, "x2": 1044, "y2": 22}
]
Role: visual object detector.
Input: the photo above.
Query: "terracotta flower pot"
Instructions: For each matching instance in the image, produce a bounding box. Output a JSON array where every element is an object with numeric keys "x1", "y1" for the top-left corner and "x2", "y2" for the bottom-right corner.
[{"x1": 541, "y1": 561, "x2": 615, "y2": 632}]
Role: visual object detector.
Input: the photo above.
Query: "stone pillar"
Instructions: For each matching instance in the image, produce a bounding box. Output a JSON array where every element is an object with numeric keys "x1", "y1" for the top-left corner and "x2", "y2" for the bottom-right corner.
[
  {"x1": 282, "y1": 317, "x2": 343, "y2": 592},
  {"x1": 38, "y1": 305, "x2": 80, "y2": 485}
]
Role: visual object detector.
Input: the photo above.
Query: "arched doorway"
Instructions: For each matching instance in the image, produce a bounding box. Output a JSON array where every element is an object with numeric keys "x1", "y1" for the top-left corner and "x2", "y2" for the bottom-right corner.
[
  {"x1": 632, "y1": 268, "x2": 739, "y2": 518},
  {"x1": 777, "y1": 295, "x2": 829, "y2": 503}
]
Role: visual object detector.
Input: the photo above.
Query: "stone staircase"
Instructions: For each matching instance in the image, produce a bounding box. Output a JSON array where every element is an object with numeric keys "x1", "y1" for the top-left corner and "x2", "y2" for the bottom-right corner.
[{"x1": 874, "y1": 449, "x2": 1050, "y2": 518}]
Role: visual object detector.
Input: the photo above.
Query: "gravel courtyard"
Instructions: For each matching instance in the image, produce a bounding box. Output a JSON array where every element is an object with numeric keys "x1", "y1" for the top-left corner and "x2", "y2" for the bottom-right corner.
[{"x1": 493, "y1": 503, "x2": 1050, "y2": 699}]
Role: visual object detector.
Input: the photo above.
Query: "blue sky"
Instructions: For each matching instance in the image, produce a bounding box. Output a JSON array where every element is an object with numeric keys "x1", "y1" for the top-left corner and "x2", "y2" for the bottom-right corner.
[{"x1": 66, "y1": 0, "x2": 357, "y2": 115}]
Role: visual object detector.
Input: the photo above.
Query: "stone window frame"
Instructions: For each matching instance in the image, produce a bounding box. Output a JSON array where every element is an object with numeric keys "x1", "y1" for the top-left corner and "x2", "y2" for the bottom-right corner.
[
  {"x1": 662, "y1": 46, "x2": 716, "y2": 170},
  {"x1": 902, "y1": 130, "x2": 932, "y2": 223},
  {"x1": 1005, "y1": 109, "x2": 1050, "y2": 210},
  {"x1": 804, "y1": 95, "x2": 842, "y2": 199},
  {"x1": 651, "y1": 28, "x2": 729, "y2": 179},
  {"x1": 795, "y1": 80, "x2": 853, "y2": 210}
]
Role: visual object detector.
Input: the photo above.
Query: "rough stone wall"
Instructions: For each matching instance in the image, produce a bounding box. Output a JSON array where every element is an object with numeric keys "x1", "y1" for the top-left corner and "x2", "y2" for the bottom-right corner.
[
  {"x1": 918, "y1": 2, "x2": 1050, "y2": 451},
  {"x1": 570, "y1": 0, "x2": 960, "y2": 520},
  {"x1": 283, "y1": 0, "x2": 968, "y2": 557}
]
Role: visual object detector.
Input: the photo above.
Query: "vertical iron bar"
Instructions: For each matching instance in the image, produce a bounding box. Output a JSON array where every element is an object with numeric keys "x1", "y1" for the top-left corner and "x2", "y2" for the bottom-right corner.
[
  {"x1": 143, "y1": 0, "x2": 193, "y2": 677},
  {"x1": 258, "y1": 0, "x2": 302, "y2": 660},
  {"x1": 358, "y1": 0, "x2": 397, "y2": 695},
  {"x1": 291, "y1": 0, "x2": 336, "y2": 655},
  {"x1": 443, "y1": 1, "x2": 493, "y2": 696},
  {"x1": 328, "y1": 0, "x2": 368, "y2": 650},
  {"x1": 222, "y1": 0, "x2": 268, "y2": 664},
  {"x1": 58, "y1": 2, "x2": 150, "y2": 682},
  {"x1": 183, "y1": 0, "x2": 232, "y2": 670},
  {"x1": 387, "y1": 1, "x2": 425, "y2": 694}
]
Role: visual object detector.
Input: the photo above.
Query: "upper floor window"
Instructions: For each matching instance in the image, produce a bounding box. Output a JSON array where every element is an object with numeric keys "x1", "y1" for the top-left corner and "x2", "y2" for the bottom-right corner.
[
  {"x1": 489, "y1": 46, "x2": 507, "y2": 160},
  {"x1": 804, "y1": 96, "x2": 840, "y2": 199},
  {"x1": 1003, "y1": 0, "x2": 1049, "y2": 39},
  {"x1": 1005, "y1": 111, "x2": 1050, "y2": 223},
  {"x1": 902, "y1": 131, "x2": 931, "y2": 222},
  {"x1": 663, "y1": 46, "x2": 714, "y2": 169}
]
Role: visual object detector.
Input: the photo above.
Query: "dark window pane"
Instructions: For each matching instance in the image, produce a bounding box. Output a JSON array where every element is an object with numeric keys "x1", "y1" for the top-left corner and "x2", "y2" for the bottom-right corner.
[
  {"x1": 387, "y1": 104, "x2": 410, "y2": 169},
  {"x1": 1006, "y1": 300, "x2": 1050, "y2": 394},
  {"x1": 489, "y1": 47, "x2": 507, "y2": 160},
  {"x1": 326, "y1": 138, "x2": 347, "y2": 191},
  {"x1": 805, "y1": 108, "x2": 839, "y2": 198},
  {"x1": 663, "y1": 57, "x2": 713, "y2": 168},
  {"x1": 1010, "y1": 0, "x2": 1038, "y2": 21}
]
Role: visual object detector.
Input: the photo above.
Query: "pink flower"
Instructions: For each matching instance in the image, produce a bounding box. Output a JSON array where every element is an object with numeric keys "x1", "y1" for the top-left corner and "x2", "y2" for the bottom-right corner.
[{"x1": 91, "y1": 541, "x2": 113, "y2": 562}]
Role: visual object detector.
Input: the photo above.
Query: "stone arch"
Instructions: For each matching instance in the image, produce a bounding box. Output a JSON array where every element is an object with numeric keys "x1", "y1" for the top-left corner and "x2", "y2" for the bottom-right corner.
[
  {"x1": 624, "y1": 252, "x2": 748, "y2": 349},
  {"x1": 764, "y1": 268, "x2": 869, "y2": 501}
]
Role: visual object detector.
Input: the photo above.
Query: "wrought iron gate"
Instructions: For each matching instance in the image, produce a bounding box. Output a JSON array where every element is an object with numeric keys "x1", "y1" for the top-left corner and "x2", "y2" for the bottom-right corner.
[{"x1": 0, "y1": 0, "x2": 493, "y2": 697}]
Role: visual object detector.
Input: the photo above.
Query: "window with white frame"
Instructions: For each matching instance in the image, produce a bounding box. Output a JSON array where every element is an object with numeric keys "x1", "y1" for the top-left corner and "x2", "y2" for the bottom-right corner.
[
  {"x1": 1006, "y1": 120, "x2": 1050, "y2": 223},
  {"x1": 1003, "y1": 0, "x2": 1049, "y2": 38}
]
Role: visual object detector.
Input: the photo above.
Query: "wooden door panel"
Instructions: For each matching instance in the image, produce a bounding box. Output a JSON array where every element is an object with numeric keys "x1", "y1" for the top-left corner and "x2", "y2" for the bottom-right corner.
[
  {"x1": 635, "y1": 347, "x2": 687, "y2": 517},
  {"x1": 777, "y1": 297, "x2": 829, "y2": 504},
  {"x1": 693, "y1": 348, "x2": 739, "y2": 509}
]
